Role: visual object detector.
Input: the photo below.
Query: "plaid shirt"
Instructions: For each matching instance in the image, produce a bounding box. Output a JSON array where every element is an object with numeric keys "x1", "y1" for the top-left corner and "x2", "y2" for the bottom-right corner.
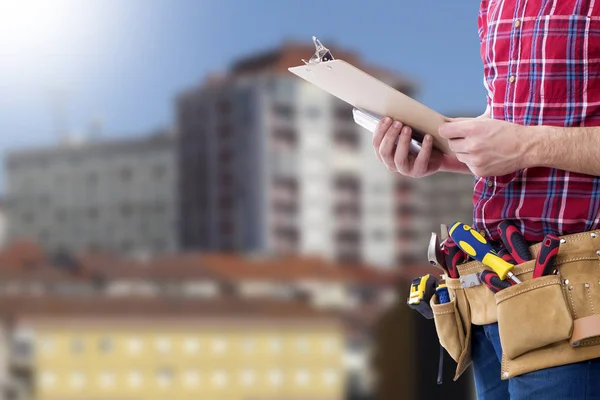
[{"x1": 473, "y1": 0, "x2": 600, "y2": 243}]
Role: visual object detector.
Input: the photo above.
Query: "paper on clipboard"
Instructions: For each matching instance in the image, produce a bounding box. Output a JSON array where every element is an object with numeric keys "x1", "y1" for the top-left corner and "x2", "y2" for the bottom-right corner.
[{"x1": 288, "y1": 37, "x2": 452, "y2": 154}]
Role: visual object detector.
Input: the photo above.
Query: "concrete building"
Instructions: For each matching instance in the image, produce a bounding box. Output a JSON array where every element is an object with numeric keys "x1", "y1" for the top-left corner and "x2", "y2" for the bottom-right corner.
[
  {"x1": 177, "y1": 42, "x2": 475, "y2": 267},
  {"x1": 4, "y1": 131, "x2": 177, "y2": 255},
  {"x1": 3, "y1": 296, "x2": 344, "y2": 400}
]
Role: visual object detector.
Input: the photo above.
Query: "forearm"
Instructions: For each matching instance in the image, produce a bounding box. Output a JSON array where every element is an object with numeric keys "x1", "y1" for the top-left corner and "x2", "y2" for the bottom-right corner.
[{"x1": 529, "y1": 125, "x2": 600, "y2": 176}]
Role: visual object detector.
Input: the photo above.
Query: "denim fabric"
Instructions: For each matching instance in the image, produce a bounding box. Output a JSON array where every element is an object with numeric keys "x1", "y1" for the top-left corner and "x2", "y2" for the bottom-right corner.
[{"x1": 471, "y1": 323, "x2": 600, "y2": 400}]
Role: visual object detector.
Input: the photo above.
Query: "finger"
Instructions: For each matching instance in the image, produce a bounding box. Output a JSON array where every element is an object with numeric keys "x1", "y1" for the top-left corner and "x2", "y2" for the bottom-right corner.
[
  {"x1": 373, "y1": 117, "x2": 392, "y2": 161},
  {"x1": 394, "y1": 126, "x2": 413, "y2": 173},
  {"x1": 379, "y1": 120, "x2": 403, "y2": 170},
  {"x1": 412, "y1": 135, "x2": 434, "y2": 176},
  {"x1": 448, "y1": 138, "x2": 469, "y2": 154},
  {"x1": 438, "y1": 122, "x2": 467, "y2": 140}
]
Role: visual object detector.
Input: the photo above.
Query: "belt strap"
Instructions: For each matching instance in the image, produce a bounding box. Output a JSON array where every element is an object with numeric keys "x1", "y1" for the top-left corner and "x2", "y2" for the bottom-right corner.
[{"x1": 571, "y1": 315, "x2": 600, "y2": 347}]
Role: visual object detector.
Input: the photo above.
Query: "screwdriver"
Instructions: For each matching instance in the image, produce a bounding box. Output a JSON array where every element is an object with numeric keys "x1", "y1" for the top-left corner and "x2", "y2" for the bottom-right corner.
[
  {"x1": 435, "y1": 283, "x2": 450, "y2": 385},
  {"x1": 496, "y1": 247, "x2": 517, "y2": 265},
  {"x1": 497, "y1": 221, "x2": 532, "y2": 264},
  {"x1": 532, "y1": 234, "x2": 561, "y2": 278},
  {"x1": 449, "y1": 222, "x2": 522, "y2": 284},
  {"x1": 479, "y1": 270, "x2": 513, "y2": 293},
  {"x1": 442, "y1": 238, "x2": 467, "y2": 279}
]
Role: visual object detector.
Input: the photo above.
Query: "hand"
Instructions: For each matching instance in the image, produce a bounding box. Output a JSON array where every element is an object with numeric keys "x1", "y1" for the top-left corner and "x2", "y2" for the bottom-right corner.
[
  {"x1": 438, "y1": 118, "x2": 532, "y2": 176},
  {"x1": 372, "y1": 117, "x2": 444, "y2": 178}
]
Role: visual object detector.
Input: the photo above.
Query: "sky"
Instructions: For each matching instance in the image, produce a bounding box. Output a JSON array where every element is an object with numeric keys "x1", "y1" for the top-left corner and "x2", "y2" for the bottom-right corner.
[{"x1": 0, "y1": 0, "x2": 486, "y2": 155}]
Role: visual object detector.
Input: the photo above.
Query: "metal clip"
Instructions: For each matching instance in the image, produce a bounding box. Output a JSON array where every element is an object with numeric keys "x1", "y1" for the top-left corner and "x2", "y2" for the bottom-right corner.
[
  {"x1": 302, "y1": 36, "x2": 335, "y2": 65},
  {"x1": 460, "y1": 273, "x2": 482, "y2": 288},
  {"x1": 427, "y1": 233, "x2": 447, "y2": 274}
]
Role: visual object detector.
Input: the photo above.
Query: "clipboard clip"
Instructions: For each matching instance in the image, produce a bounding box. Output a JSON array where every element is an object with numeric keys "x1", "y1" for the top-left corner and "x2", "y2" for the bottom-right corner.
[{"x1": 302, "y1": 36, "x2": 334, "y2": 65}]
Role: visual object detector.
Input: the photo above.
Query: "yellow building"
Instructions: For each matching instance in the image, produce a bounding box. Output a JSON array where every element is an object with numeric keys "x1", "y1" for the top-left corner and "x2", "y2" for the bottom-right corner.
[{"x1": 6, "y1": 297, "x2": 345, "y2": 400}]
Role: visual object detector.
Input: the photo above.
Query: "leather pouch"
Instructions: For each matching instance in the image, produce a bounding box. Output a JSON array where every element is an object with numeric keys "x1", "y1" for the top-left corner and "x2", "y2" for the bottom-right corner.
[
  {"x1": 434, "y1": 277, "x2": 473, "y2": 379},
  {"x1": 431, "y1": 293, "x2": 464, "y2": 363},
  {"x1": 495, "y1": 275, "x2": 573, "y2": 359}
]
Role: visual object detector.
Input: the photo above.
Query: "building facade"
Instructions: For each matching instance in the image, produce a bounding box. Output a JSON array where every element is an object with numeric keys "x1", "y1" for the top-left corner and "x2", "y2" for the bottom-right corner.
[
  {"x1": 177, "y1": 43, "x2": 475, "y2": 267},
  {"x1": 4, "y1": 132, "x2": 177, "y2": 255},
  {"x1": 179, "y1": 44, "x2": 416, "y2": 267},
  {"x1": 5, "y1": 298, "x2": 344, "y2": 400}
]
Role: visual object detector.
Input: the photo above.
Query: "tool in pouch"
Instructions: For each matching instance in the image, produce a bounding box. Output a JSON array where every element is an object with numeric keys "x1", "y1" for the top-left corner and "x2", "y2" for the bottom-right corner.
[
  {"x1": 497, "y1": 221, "x2": 532, "y2": 264},
  {"x1": 422, "y1": 229, "x2": 469, "y2": 384},
  {"x1": 449, "y1": 222, "x2": 522, "y2": 284}
]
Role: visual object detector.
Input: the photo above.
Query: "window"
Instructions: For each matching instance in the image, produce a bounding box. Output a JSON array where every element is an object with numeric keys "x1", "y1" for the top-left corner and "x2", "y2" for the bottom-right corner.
[
  {"x1": 272, "y1": 128, "x2": 297, "y2": 147},
  {"x1": 184, "y1": 370, "x2": 200, "y2": 388},
  {"x1": 128, "y1": 371, "x2": 143, "y2": 388},
  {"x1": 334, "y1": 103, "x2": 354, "y2": 121},
  {"x1": 40, "y1": 337, "x2": 55, "y2": 356},
  {"x1": 305, "y1": 106, "x2": 321, "y2": 119},
  {"x1": 155, "y1": 337, "x2": 171, "y2": 353},
  {"x1": 322, "y1": 369, "x2": 339, "y2": 386},
  {"x1": 184, "y1": 338, "x2": 199, "y2": 354},
  {"x1": 333, "y1": 129, "x2": 360, "y2": 150},
  {"x1": 242, "y1": 338, "x2": 255, "y2": 354},
  {"x1": 99, "y1": 337, "x2": 113, "y2": 353},
  {"x1": 128, "y1": 338, "x2": 143, "y2": 354},
  {"x1": 398, "y1": 229, "x2": 416, "y2": 240},
  {"x1": 268, "y1": 369, "x2": 283, "y2": 387},
  {"x1": 69, "y1": 371, "x2": 86, "y2": 389},
  {"x1": 70, "y1": 338, "x2": 84, "y2": 354},
  {"x1": 217, "y1": 100, "x2": 231, "y2": 116},
  {"x1": 240, "y1": 370, "x2": 256, "y2": 387},
  {"x1": 218, "y1": 125, "x2": 233, "y2": 139},
  {"x1": 372, "y1": 230, "x2": 387, "y2": 241},
  {"x1": 98, "y1": 371, "x2": 115, "y2": 389},
  {"x1": 268, "y1": 337, "x2": 282, "y2": 353},
  {"x1": 322, "y1": 337, "x2": 338, "y2": 354},
  {"x1": 211, "y1": 338, "x2": 228, "y2": 355},
  {"x1": 13, "y1": 329, "x2": 34, "y2": 359},
  {"x1": 295, "y1": 337, "x2": 309, "y2": 353},
  {"x1": 272, "y1": 103, "x2": 295, "y2": 119},
  {"x1": 294, "y1": 369, "x2": 311, "y2": 386},
  {"x1": 40, "y1": 371, "x2": 57, "y2": 389},
  {"x1": 156, "y1": 367, "x2": 173, "y2": 388},
  {"x1": 212, "y1": 370, "x2": 228, "y2": 388}
]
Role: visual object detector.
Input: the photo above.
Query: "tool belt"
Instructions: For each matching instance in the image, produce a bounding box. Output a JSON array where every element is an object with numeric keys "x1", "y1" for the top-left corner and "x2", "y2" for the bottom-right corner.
[{"x1": 432, "y1": 228, "x2": 600, "y2": 381}]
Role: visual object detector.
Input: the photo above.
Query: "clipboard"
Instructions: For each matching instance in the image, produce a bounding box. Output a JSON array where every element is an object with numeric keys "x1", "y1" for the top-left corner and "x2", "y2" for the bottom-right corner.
[{"x1": 288, "y1": 37, "x2": 452, "y2": 155}]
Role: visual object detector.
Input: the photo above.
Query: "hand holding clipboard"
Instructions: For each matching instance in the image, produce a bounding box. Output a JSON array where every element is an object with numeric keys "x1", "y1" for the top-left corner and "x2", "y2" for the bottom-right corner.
[{"x1": 288, "y1": 37, "x2": 452, "y2": 155}]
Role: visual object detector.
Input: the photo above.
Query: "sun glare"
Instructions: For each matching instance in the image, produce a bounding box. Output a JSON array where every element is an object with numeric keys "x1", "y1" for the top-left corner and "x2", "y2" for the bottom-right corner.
[{"x1": 0, "y1": 0, "x2": 78, "y2": 57}]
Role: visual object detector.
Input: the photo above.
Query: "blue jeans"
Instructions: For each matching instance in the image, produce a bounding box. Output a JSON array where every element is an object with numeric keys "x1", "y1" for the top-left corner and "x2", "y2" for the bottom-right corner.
[{"x1": 472, "y1": 323, "x2": 600, "y2": 399}]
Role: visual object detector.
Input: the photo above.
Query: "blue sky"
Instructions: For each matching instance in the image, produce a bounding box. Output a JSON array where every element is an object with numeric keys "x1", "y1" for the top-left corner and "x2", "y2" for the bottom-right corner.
[{"x1": 0, "y1": 0, "x2": 485, "y2": 154}]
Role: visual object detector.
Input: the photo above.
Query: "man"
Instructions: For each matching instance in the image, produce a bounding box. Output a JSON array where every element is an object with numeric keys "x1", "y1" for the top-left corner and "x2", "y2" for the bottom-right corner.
[{"x1": 373, "y1": 1, "x2": 600, "y2": 399}]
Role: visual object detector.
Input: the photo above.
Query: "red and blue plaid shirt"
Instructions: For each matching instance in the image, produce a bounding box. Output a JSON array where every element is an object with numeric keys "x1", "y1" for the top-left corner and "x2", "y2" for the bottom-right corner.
[{"x1": 474, "y1": 0, "x2": 600, "y2": 242}]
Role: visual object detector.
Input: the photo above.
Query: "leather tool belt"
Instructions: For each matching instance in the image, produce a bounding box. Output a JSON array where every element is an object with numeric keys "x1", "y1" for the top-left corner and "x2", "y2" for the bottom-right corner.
[{"x1": 431, "y1": 229, "x2": 600, "y2": 380}]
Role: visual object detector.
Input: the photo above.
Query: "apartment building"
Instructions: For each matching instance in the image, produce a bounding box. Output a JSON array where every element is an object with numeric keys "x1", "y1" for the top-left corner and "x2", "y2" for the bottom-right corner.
[
  {"x1": 4, "y1": 297, "x2": 344, "y2": 400},
  {"x1": 177, "y1": 42, "x2": 440, "y2": 268},
  {"x1": 4, "y1": 131, "x2": 177, "y2": 255}
]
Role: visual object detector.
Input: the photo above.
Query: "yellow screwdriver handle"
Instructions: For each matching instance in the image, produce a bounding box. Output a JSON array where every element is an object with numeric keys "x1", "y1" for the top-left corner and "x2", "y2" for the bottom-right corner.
[
  {"x1": 481, "y1": 253, "x2": 514, "y2": 281},
  {"x1": 449, "y1": 222, "x2": 516, "y2": 281}
]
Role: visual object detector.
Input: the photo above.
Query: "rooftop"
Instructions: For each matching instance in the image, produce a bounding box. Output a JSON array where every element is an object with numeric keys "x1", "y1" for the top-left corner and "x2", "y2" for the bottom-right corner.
[{"x1": 196, "y1": 40, "x2": 417, "y2": 95}]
